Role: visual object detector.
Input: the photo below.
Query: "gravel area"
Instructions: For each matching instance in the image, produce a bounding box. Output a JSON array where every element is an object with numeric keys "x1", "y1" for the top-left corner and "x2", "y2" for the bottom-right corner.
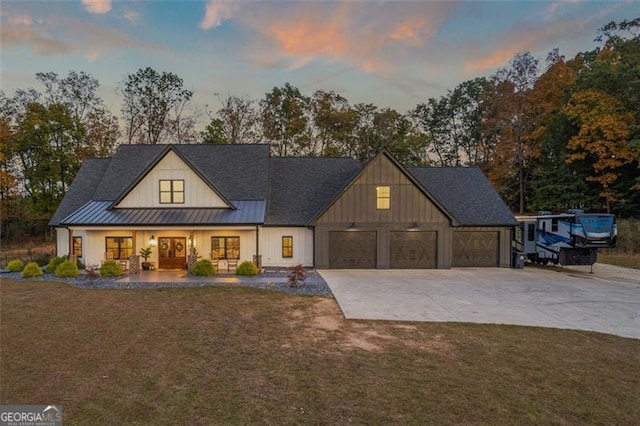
[{"x1": 0, "y1": 269, "x2": 333, "y2": 297}]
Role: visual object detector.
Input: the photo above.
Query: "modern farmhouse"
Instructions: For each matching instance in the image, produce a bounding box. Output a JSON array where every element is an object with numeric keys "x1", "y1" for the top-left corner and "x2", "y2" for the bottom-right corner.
[{"x1": 49, "y1": 144, "x2": 517, "y2": 271}]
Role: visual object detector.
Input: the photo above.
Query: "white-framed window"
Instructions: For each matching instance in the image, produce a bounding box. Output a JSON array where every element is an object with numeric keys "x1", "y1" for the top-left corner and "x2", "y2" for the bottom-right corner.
[{"x1": 159, "y1": 180, "x2": 185, "y2": 204}]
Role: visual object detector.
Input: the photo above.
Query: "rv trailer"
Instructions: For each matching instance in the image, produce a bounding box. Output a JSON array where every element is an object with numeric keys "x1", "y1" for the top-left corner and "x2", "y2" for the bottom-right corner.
[{"x1": 514, "y1": 210, "x2": 617, "y2": 266}]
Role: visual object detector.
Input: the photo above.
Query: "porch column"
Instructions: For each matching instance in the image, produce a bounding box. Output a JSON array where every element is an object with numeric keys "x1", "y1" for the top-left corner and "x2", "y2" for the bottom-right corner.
[{"x1": 67, "y1": 228, "x2": 74, "y2": 260}]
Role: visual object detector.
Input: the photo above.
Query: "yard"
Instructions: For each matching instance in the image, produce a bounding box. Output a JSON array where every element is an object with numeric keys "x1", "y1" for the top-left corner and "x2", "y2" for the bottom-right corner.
[{"x1": 1, "y1": 279, "x2": 639, "y2": 424}]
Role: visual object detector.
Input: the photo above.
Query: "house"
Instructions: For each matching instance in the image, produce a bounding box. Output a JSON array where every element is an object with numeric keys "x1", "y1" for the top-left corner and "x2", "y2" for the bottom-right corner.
[{"x1": 49, "y1": 144, "x2": 517, "y2": 271}]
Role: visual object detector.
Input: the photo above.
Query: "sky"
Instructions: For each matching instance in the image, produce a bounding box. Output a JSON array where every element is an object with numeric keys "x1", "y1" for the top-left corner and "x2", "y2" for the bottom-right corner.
[{"x1": 0, "y1": 0, "x2": 637, "y2": 122}]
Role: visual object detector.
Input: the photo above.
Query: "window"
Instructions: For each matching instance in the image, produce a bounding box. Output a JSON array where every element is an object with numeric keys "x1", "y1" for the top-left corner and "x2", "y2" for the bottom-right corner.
[
  {"x1": 376, "y1": 186, "x2": 390, "y2": 209},
  {"x1": 527, "y1": 223, "x2": 535, "y2": 242},
  {"x1": 282, "y1": 236, "x2": 293, "y2": 258},
  {"x1": 159, "y1": 180, "x2": 184, "y2": 204},
  {"x1": 105, "y1": 237, "x2": 133, "y2": 260},
  {"x1": 552, "y1": 218, "x2": 558, "y2": 232},
  {"x1": 72, "y1": 237, "x2": 83, "y2": 258},
  {"x1": 211, "y1": 236, "x2": 240, "y2": 260}
]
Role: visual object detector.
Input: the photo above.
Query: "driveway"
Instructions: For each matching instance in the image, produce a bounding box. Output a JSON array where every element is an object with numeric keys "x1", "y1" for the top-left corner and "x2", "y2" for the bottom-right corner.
[{"x1": 318, "y1": 265, "x2": 640, "y2": 339}]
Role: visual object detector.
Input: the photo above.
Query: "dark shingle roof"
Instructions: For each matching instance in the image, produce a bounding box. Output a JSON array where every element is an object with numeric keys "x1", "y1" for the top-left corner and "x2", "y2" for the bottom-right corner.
[
  {"x1": 49, "y1": 158, "x2": 111, "y2": 226},
  {"x1": 408, "y1": 166, "x2": 517, "y2": 226},
  {"x1": 266, "y1": 157, "x2": 362, "y2": 225},
  {"x1": 50, "y1": 144, "x2": 514, "y2": 229}
]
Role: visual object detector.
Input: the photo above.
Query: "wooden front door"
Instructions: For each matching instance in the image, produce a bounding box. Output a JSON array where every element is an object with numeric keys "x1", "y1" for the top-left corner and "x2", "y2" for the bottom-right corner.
[{"x1": 158, "y1": 237, "x2": 187, "y2": 269}]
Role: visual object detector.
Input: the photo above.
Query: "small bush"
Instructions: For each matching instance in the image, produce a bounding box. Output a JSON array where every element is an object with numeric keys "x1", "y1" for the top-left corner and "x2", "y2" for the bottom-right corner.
[
  {"x1": 55, "y1": 260, "x2": 80, "y2": 278},
  {"x1": 46, "y1": 256, "x2": 65, "y2": 274},
  {"x1": 21, "y1": 262, "x2": 44, "y2": 278},
  {"x1": 288, "y1": 264, "x2": 306, "y2": 288},
  {"x1": 236, "y1": 260, "x2": 258, "y2": 276},
  {"x1": 7, "y1": 259, "x2": 24, "y2": 272},
  {"x1": 76, "y1": 258, "x2": 85, "y2": 270},
  {"x1": 100, "y1": 260, "x2": 123, "y2": 277},
  {"x1": 191, "y1": 259, "x2": 216, "y2": 276}
]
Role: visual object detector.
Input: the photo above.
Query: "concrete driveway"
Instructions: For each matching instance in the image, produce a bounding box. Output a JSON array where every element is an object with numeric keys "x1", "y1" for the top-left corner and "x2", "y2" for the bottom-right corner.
[{"x1": 318, "y1": 265, "x2": 640, "y2": 339}]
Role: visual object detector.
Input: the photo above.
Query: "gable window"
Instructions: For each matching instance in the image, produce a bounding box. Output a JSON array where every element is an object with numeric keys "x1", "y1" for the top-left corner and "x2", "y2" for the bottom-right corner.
[
  {"x1": 211, "y1": 236, "x2": 240, "y2": 260},
  {"x1": 376, "y1": 186, "x2": 390, "y2": 210},
  {"x1": 72, "y1": 237, "x2": 83, "y2": 258},
  {"x1": 159, "y1": 180, "x2": 184, "y2": 204},
  {"x1": 282, "y1": 236, "x2": 293, "y2": 258},
  {"x1": 105, "y1": 237, "x2": 133, "y2": 260}
]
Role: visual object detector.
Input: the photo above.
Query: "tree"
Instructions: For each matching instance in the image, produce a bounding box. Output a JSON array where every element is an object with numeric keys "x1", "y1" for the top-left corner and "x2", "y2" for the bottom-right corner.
[
  {"x1": 85, "y1": 107, "x2": 121, "y2": 157},
  {"x1": 200, "y1": 118, "x2": 226, "y2": 144},
  {"x1": 311, "y1": 90, "x2": 358, "y2": 156},
  {"x1": 565, "y1": 90, "x2": 636, "y2": 212},
  {"x1": 260, "y1": 83, "x2": 310, "y2": 156},
  {"x1": 486, "y1": 52, "x2": 540, "y2": 213},
  {"x1": 36, "y1": 71, "x2": 102, "y2": 123},
  {"x1": 120, "y1": 67, "x2": 193, "y2": 144},
  {"x1": 213, "y1": 95, "x2": 259, "y2": 144}
]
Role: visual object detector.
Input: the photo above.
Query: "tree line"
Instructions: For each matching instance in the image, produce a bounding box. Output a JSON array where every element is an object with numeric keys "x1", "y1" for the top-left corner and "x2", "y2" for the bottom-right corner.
[{"x1": 1, "y1": 19, "x2": 638, "y2": 241}]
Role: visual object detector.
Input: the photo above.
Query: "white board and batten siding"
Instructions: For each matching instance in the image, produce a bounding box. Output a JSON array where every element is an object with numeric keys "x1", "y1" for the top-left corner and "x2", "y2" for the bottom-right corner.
[
  {"x1": 261, "y1": 227, "x2": 313, "y2": 268},
  {"x1": 116, "y1": 150, "x2": 229, "y2": 208}
]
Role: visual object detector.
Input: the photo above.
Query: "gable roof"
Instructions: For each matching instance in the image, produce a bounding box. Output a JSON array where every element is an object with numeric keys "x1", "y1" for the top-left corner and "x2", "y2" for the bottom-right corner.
[
  {"x1": 266, "y1": 157, "x2": 362, "y2": 225},
  {"x1": 408, "y1": 166, "x2": 517, "y2": 226},
  {"x1": 309, "y1": 150, "x2": 458, "y2": 225},
  {"x1": 110, "y1": 145, "x2": 235, "y2": 209}
]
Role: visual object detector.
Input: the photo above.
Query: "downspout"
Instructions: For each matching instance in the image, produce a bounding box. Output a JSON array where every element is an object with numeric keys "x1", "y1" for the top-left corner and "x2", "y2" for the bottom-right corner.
[{"x1": 67, "y1": 227, "x2": 73, "y2": 259}]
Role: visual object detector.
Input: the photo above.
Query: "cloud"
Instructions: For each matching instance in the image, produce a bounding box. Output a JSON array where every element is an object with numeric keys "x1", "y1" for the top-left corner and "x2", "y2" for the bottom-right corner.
[
  {"x1": 122, "y1": 9, "x2": 140, "y2": 24},
  {"x1": 81, "y1": 0, "x2": 112, "y2": 15},
  {"x1": 224, "y1": 1, "x2": 455, "y2": 77},
  {"x1": 463, "y1": 15, "x2": 593, "y2": 73},
  {"x1": 200, "y1": 0, "x2": 237, "y2": 30},
  {"x1": 0, "y1": 24, "x2": 73, "y2": 55},
  {"x1": 1, "y1": 8, "x2": 161, "y2": 61}
]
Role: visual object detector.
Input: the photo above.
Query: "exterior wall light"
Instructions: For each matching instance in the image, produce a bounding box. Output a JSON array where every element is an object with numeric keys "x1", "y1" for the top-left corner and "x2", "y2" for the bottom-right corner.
[
  {"x1": 149, "y1": 235, "x2": 157, "y2": 247},
  {"x1": 409, "y1": 221, "x2": 419, "y2": 230}
]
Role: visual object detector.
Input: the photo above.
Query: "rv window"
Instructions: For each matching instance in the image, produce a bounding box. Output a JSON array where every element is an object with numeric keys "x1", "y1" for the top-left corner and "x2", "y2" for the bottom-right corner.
[
  {"x1": 527, "y1": 224, "x2": 535, "y2": 241},
  {"x1": 552, "y1": 218, "x2": 558, "y2": 232}
]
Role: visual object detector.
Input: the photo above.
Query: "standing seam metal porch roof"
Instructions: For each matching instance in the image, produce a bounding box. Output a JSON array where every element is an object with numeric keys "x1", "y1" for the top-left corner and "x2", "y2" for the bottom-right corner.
[{"x1": 60, "y1": 200, "x2": 266, "y2": 226}]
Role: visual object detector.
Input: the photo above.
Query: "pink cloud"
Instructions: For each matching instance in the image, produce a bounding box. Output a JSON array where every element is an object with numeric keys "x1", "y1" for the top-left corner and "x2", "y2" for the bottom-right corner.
[
  {"x1": 81, "y1": 0, "x2": 112, "y2": 15},
  {"x1": 200, "y1": 0, "x2": 237, "y2": 30},
  {"x1": 230, "y1": 1, "x2": 454, "y2": 76}
]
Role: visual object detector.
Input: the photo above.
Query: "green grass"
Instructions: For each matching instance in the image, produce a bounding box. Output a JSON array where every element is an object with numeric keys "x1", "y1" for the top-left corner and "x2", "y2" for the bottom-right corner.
[
  {"x1": 1, "y1": 279, "x2": 639, "y2": 424},
  {"x1": 599, "y1": 253, "x2": 640, "y2": 270}
]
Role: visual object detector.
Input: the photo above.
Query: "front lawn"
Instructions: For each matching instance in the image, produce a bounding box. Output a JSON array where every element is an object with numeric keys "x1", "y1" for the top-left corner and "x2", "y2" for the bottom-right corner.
[{"x1": 1, "y1": 279, "x2": 638, "y2": 424}]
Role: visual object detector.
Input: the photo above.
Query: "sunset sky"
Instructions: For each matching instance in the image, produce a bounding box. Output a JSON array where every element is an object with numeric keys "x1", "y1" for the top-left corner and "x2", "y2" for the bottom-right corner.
[{"x1": 1, "y1": 0, "x2": 636, "y2": 118}]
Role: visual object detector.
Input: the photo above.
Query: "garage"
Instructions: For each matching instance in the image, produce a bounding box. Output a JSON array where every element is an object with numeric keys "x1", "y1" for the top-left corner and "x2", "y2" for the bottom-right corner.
[
  {"x1": 452, "y1": 231, "x2": 499, "y2": 267},
  {"x1": 329, "y1": 231, "x2": 377, "y2": 269},
  {"x1": 390, "y1": 231, "x2": 437, "y2": 268}
]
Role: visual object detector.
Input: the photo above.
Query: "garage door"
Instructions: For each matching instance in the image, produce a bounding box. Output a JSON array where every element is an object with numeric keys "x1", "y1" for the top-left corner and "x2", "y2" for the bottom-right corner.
[
  {"x1": 452, "y1": 231, "x2": 499, "y2": 267},
  {"x1": 390, "y1": 231, "x2": 437, "y2": 269},
  {"x1": 329, "y1": 231, "x2": 377, "y2": 269}
]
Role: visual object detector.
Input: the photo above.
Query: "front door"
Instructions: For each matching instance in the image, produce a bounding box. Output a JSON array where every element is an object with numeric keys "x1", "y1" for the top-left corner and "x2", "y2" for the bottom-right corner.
[{"x1": 158, "y1": 237, "x2": 187, "y2": 269}]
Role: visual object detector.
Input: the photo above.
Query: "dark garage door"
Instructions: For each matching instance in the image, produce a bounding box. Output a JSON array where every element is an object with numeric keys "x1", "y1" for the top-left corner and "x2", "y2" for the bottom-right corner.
[
  {"x1": 329, "y1": 231, "x2": 377, "y2": 269},
  {"x1": 390, "y1": 231, "x2": 437, "y2": 269},
  {"x1": 452, "y1": 231, "x2": 499, "y2": 267}
]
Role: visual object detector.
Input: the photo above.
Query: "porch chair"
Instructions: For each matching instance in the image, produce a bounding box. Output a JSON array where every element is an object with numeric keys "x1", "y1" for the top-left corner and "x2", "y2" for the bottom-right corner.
[
  {"x1": 210, "y1": 252, "x2": 220, "y2": 273},
  {"x1": 227, "y1": 257, "x2": 239, "y2": 273}
]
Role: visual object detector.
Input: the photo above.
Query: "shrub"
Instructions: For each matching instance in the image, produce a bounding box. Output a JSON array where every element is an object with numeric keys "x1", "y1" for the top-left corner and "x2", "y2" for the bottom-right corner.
[
  {"x1": 236, "y1": 260, "x2": 258, "y2": 276},
  {"x1": 191, "y1": 259, "x2": 216, "y2": 276},
  {"x1": 46, "y1": 256, "x2": 65, "y2": 274},
  {"x1": 76, "y1": 257, "x2": 85, "y2": 270},
  {"x1": 100, "y1": 260, "x2": 123, "y2": 277},
  {"x1": 21, "y1": 262, "x2": 44, "y2": 278},
  {"x1": 7, "y1": 259, "x2": 24, "y2": 272},
  {"x1": 55, "y1": 260, "x2": 80, "y2": 278},
  {"x1": 288, "y1": 264, "x2": 306, "y2": 288}
]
